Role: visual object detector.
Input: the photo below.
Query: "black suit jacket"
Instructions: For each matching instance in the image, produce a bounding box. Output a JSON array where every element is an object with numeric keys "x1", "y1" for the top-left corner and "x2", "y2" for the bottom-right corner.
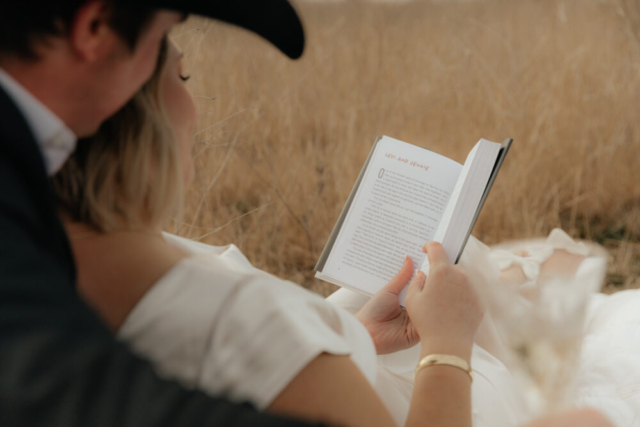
[{"x1": 0, "y1": 86, "x2": 325, "y2": 427}]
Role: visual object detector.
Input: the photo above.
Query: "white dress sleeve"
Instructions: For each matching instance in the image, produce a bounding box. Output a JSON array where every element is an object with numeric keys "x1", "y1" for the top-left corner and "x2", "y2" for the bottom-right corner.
[{"x1": 118, "y1": 247, "x2": 378, "y2": 410}]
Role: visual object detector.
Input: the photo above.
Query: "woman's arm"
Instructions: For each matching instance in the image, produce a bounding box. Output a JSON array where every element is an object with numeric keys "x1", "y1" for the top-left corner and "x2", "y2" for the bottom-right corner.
[
  {"x1": 268, "y1": 353, "x2": 397, "y2": 427},
  {"x1": 403, "y1": 243, "x2": 483, "y2": 426},
  {"x1": 268, "y1": 353, "x2": 472, "y2": 427},
  {"x1": 268, "y1": 242, "x2": 482, "y2": 427},
  {"x1": 407, "y1": 366, "x2": 472, "y2": 427}
]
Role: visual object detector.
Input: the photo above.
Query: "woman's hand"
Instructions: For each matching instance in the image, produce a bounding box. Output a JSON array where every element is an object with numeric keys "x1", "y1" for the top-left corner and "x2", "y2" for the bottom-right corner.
[
  {"x1": 405, "y1": 242, "x2": 483, "y2": 361},
  {"x1": 355, "y1": 256, "x2": 421, "y2": 355}
]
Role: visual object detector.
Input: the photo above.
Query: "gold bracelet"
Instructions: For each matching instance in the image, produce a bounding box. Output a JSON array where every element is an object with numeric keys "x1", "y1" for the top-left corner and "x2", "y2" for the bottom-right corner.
[{"x1": 414, "y1": 354, "x2": 473, "y2": 382}]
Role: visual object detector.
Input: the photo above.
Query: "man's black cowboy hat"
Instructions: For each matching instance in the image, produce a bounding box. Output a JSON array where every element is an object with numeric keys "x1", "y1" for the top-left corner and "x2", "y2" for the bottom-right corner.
[{"x1": 132, "y1": 0, "x2": 304, "y2": 59}]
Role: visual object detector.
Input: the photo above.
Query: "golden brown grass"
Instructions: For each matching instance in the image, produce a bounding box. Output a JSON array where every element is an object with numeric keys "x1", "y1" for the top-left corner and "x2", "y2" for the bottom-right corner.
[{"x1": 169, "y1": 0, "x2": 640, "y2": 296}]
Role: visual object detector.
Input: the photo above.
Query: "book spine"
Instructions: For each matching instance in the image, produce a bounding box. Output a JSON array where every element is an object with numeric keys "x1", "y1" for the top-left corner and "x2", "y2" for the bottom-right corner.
[{"x1": 314, "y1": 136, "x2": 383, "y2": 272}]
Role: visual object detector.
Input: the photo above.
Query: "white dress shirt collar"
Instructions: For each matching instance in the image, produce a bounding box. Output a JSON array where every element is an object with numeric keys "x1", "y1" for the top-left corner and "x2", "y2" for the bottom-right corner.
[{"x1": 0, "y1": 68, "x2": 77, "y2": 176}]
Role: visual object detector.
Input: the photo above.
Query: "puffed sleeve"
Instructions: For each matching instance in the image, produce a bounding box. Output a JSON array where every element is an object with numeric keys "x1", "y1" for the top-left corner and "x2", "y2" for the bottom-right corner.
[
  {"x1": 118, "y1": 250, "x2": 378, "y2": 411},
  {"x1": 197, "y1": 264, "x2": 378, "y2": 409}
]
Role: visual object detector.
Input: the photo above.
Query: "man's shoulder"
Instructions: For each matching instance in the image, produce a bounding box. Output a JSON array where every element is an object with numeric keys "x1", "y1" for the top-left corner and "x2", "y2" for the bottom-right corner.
[
  {"x1": 0, "y1": 83, "x2": 35, "y2": 145},
  {"x1": 0, "y1": 85, "x2": 75, "y2": 276},
  {"x1": 0, "y1": 88, "x2": 47, "y2": 232}
]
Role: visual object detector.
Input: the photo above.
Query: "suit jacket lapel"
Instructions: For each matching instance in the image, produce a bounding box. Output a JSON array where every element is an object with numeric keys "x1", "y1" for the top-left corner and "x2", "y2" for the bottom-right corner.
[{"x1": 0, "y1": 85, "x2": 76, "y2": 282}]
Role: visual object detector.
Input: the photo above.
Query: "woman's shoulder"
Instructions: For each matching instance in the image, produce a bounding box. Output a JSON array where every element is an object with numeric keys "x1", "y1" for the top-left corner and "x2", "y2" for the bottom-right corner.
[
  {"x1": 118, "y1": 240, "x2": 314, "y2": 337},
  {"x1": 124, "y1": 232, "x2": 374, "y2": 335},
  {"x1": 161, "y1": 231, "x2": 232, "y2": 256}
]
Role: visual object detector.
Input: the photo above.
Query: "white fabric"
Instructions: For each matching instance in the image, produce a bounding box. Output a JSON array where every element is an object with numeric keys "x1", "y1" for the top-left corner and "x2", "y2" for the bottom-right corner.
[
  {"x1": 573, "y1": 291, "x2": 640, "y2": 426},
  {"x1": 118, "y1": 231, "x2": 640, "y2": 427},
  {"x1": 118, "y1": 234, "x2": 378, "y2": 410},
  {"x1": 488, "y1": 229, "x2": 591, "y2": 283},
  {"x1": 0, "y1": 68, "x2": 76, "y2": 175}
]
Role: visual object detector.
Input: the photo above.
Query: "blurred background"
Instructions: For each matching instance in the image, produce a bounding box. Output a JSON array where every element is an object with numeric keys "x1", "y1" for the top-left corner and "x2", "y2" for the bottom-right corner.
[{"x1": 170, "y1": 0, "x2": 640, "y2": 296}]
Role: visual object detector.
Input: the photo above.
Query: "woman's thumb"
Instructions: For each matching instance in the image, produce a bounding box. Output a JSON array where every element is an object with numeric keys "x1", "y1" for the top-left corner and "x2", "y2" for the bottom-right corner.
[
  {"x1": 426, "y1": 242, "x2": 451, "y2": 268},
  {"x1": 383, "y1": 256, "x2": 414, "y2": 295}
]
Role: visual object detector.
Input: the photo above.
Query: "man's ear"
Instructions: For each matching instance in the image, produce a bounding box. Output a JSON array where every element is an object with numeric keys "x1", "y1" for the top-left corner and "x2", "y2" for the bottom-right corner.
[{"x1": 68, "y1": 1, "x2": 119, "y2": 62}]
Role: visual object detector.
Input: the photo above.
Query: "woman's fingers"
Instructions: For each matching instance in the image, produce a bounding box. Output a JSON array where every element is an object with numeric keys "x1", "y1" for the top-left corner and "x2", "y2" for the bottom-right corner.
[
  {"x1": 382, "y1": 256, "x2": 414, "y2": 295},
  {"x1": 425, "y1": 242, "x2": 451, "y2": 268},
  {"x1": 406, "y1": 241, "x2": 482, "y2": 360},
  {"x1": 406, "y1": 270, "x2": 426, "y2": 302}
]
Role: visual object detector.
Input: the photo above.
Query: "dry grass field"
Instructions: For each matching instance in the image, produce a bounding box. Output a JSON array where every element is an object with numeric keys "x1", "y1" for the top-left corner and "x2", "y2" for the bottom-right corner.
[{"x1": 169, "y1": 0, "x2": 640, "y2": 297}]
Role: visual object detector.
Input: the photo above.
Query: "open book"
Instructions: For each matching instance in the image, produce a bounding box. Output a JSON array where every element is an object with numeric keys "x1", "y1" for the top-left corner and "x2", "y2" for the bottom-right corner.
[{"x1": 315, "y1": 135, "x2": 513, "y2": 305}]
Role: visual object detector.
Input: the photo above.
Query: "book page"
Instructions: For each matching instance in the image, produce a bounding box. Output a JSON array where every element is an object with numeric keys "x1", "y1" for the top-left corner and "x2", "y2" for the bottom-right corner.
[
  {"x1": 321, "y1": 136, "x2": 462, "y2": 296},
  {"x1": 426, "y1": 143, "x2": 479, "y2": 255},
  {"x1": 420, "y1": 139, "x2": 502, "y2": 273}
]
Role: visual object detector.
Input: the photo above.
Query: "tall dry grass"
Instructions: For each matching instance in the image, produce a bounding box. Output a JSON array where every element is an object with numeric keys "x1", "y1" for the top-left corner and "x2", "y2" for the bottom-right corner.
[{"x1": 169, "y1": 0, "x2": 640, "y2": 296}]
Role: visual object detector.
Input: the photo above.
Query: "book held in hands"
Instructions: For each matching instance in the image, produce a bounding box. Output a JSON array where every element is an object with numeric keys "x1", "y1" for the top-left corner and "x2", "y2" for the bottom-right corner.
[{"x1": 315, "y1": 135, "x2": 513, "y2": 304}]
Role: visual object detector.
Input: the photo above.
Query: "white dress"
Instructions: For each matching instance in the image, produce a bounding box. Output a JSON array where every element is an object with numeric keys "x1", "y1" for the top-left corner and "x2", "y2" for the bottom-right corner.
[{"x1": 117, "y1": 232, "x2": 640, "y2": 427}]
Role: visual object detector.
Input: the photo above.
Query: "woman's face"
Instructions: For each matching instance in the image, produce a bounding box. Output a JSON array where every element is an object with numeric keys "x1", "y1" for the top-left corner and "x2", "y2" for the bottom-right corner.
[{"x1": 161, "y1": 41, "x2": 197, "y2": 186}]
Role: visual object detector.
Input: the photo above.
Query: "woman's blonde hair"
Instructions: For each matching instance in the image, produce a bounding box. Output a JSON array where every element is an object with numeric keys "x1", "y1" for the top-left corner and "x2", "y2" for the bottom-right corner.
[{"x1": 53, "y1": 37, "x2": 183, "y2": 232}]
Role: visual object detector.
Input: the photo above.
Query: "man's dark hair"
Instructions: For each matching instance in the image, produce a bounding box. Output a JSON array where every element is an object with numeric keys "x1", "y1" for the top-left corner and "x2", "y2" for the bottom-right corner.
[{"x1": 0, "y1": 1, "x2": 157, "y2": 60}]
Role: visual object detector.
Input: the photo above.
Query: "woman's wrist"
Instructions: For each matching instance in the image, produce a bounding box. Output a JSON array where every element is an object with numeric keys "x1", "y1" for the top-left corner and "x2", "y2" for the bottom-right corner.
[
  {"x1": 414, "y1": 362, "x2": 473, "y2": 383},
  {"x1": 419, "y1": 338, "x2": 473, "y2": 363},
  {"x1": 415, "y1": 354, "x2": 473, "y2": 383}
]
